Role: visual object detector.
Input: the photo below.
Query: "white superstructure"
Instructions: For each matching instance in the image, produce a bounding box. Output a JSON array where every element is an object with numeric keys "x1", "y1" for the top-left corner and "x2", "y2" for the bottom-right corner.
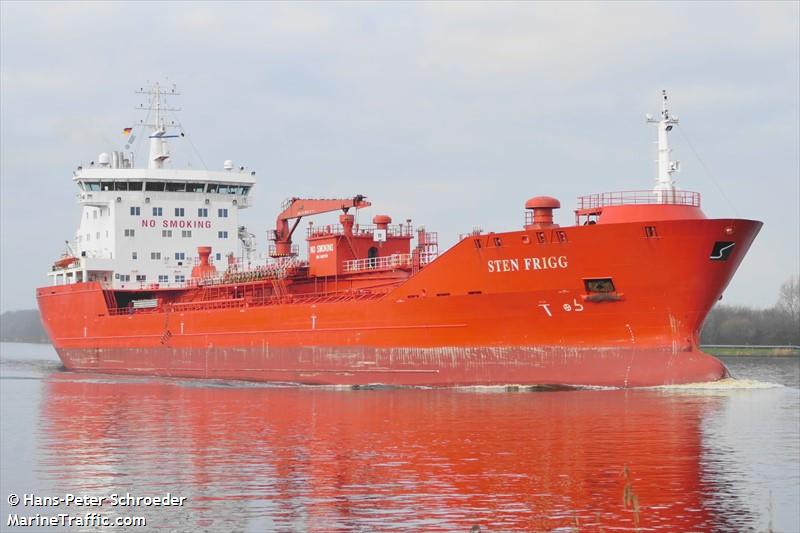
[{"x1": 48, "y1": 83, "x2": 256, "y2": 288}]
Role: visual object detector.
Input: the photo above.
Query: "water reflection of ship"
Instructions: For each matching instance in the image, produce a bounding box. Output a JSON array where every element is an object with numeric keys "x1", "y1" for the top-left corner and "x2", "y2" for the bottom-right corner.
[{"x1": 40, "y1": 374, "x2": 744, "y2": 531}]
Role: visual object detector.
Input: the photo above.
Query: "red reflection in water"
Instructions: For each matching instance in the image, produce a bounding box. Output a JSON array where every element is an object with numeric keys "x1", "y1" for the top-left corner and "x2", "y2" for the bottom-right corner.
[{"x1": 40, "y1": 375, "x2": 727, "y2": 531}]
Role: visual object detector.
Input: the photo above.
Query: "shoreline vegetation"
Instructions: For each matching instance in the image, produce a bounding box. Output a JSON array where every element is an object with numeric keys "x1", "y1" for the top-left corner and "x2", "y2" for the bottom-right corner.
[
  {"x1": 702, "y1": 345, "x2": 799, "y2": 357},
  {"x1": 2, "y1": 277, "x2": 798, "y2": 355}
]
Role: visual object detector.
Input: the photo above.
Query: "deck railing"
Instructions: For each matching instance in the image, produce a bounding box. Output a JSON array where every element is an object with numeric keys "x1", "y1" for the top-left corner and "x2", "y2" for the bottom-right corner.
[
  {"x1": 108, "y1": 288, "x2": 387, "y2": 315},
  {"x1": 342, "y1": 252, "x2": 437, "y2": 273},
  {"x1": 577, "y1": 190, "x2": 701, "y2": 210},
  {"x1": 343, "y1": 254, "x2": 412, "y2": 273},
  {"x1": 307, "y1": 224, "x2": 413, "y2": 238}
]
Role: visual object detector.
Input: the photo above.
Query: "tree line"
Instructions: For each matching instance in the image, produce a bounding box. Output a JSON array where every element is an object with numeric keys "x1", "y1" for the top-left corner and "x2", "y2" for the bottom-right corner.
[
  {"x1": 700, "y1": 276, "x2": 799, "y2": 346},
  {"x1": 1, "y1": 276, "x2": 798, "y2": 345},
  {"x1": 0, "y1": 309, "x2": 48, "y2": 343}
]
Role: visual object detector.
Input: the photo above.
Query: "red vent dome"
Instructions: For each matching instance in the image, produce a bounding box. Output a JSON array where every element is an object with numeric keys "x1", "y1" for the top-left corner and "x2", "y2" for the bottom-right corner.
[{"x1": 525, "y1": 196, "x2": 561, "y2": 210}]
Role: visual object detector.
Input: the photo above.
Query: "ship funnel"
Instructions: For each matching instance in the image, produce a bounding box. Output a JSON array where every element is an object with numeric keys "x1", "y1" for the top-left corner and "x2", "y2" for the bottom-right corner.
[
  {"x1": 524, "y1": 196, "x2": 560, "y2": 229},
  {"x1": 191, "y1": 246, "x2": 218, "y2": 280}
]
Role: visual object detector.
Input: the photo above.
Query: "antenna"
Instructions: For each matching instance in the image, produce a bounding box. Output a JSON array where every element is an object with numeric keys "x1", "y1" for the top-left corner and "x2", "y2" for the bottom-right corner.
[
  {"x1": 646, "y1": 89, "x2": 680, "y2": 199},
  {"x1": 135, "y1": 81, "x2": 182, "y2": 169}
]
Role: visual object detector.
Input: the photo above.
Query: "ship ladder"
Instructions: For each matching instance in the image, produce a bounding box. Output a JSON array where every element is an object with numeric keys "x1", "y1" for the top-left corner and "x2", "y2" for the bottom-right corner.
[{"x1": 271, "y1": 277, "x2": 288, "y2": 303}]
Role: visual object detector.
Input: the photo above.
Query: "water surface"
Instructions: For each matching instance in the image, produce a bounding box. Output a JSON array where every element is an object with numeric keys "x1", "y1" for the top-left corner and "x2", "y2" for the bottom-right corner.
[{"x1": 1, "y1": 343, "x2": 798, "y2": 532}]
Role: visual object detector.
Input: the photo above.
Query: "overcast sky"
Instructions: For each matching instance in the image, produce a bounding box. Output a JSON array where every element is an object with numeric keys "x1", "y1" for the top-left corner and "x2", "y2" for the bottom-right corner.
[{"x1": 1, "y1": 1, "x2": 798, "y2": 312}]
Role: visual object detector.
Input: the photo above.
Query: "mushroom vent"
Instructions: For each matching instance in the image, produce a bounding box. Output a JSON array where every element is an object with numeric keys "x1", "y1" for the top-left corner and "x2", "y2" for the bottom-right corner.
[
  {"x1": 372, "y1": 215, "x2": 392, "y2": 229},
  {"x1": 524, "y1": 196, "x2": 561, "y2": 228},
  {"x1": 525, "y1": 196, "x2": 561, "y2": 210}
]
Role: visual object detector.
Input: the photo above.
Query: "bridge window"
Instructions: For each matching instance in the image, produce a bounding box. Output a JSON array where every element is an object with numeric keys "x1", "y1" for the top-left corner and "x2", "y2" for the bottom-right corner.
[
  {"x1": 207, "y1": 184, "x2": 219, "y2": 193},
  {"x1": 114, "y1": 182, "x2": 128, "y2": 191},
  {"x1": 85, "y1": 182, "x2": 101, "y2": 191},
  {"x1": 165, "y1": 182, "x2": 186, "y2": 192},
  {"x1": 187, "y1": 183, "x2": 205, "y2": 193},
  {"x1": 145, "y1": 182, "x2": 165, "y2": 191},
  {"x1": 128, "y1": 182, "x2": 143, "y2": 191}
]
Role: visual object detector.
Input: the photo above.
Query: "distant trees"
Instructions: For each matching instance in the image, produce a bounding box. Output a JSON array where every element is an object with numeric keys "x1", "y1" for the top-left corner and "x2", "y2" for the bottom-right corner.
[
  {"x1": 701, "y1": 275, "x2": 800, "y2": 346},
  {"x1": 0, "y1": 309, "x2": 48, "y2": 343},
  {"x1": 777, "y1": 275, "x2": 799, "y2": 325}
]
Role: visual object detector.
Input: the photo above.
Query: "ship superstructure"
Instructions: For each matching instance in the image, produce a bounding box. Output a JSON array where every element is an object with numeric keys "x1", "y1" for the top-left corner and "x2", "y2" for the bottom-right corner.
[
  {"x1": 37, "y1": 88, "x2": 762, "y2": 387},
  {"x1": 49, "y1": 83, "x2": 255, "y2": 289}
]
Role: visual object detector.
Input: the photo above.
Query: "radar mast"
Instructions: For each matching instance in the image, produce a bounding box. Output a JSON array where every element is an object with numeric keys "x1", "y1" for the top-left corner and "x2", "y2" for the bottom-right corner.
[
  {"x1": 646, "y1": 90, "x2": 680, "y2": 201},
  {"x1": 136, "y1": 82, "x2": 181, "y2": 169}
]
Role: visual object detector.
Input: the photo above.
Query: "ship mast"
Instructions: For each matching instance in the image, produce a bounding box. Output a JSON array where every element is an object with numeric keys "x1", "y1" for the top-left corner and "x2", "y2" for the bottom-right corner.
[
  {"x1": 646, "y1": 90, "x2": 680, "y2": 200},
  {"x1": 136, "y1": 82, "x2": 181, "y2": 169}
]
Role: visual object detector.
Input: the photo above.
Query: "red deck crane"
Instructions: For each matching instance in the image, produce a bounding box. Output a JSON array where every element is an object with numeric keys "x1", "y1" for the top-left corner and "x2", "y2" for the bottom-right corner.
[{"x1": 269, "y1": 195, "x2": 371, "y2": 257}]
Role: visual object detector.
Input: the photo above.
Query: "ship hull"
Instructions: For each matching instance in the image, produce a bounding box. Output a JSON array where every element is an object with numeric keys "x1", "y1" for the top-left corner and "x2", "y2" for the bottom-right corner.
[
  {"x1": 38, "y1": 217, "x2": 761, "y2": 387},
  {"x1": 54, "y1": 345, "x2": 726, "y2": 387}
]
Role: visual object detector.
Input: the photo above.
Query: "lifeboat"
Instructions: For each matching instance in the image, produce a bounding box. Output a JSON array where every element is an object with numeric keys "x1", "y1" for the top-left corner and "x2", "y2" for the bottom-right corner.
[{"x1": 53, "y1": 256, "x2": 78, "y2": 269}]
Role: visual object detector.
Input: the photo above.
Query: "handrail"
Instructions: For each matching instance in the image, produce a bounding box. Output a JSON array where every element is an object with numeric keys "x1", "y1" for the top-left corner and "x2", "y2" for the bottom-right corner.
[
  {"x1": 577, "y1": 190, "x2": 701, "y2": 210},
  {"x1": 343, "y1": 254, "x2": 413, "y2": 273},
  {"x1": 308, "y1": 224, "x2": 414, "y2": 238},
  {"x1": 342, "y1": 252, "x2": 438, "y2": 273}
]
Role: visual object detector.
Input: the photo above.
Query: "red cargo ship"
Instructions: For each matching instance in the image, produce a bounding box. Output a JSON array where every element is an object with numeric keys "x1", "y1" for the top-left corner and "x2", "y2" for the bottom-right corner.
[{"x1": 36, "y1": 86, "x2": 761, "y2": 387}]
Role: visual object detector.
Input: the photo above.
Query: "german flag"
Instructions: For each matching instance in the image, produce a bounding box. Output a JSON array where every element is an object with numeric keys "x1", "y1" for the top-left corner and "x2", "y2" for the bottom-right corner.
[{"x1": 123, "y1": 127, "x2": 133, "y2": 135}]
